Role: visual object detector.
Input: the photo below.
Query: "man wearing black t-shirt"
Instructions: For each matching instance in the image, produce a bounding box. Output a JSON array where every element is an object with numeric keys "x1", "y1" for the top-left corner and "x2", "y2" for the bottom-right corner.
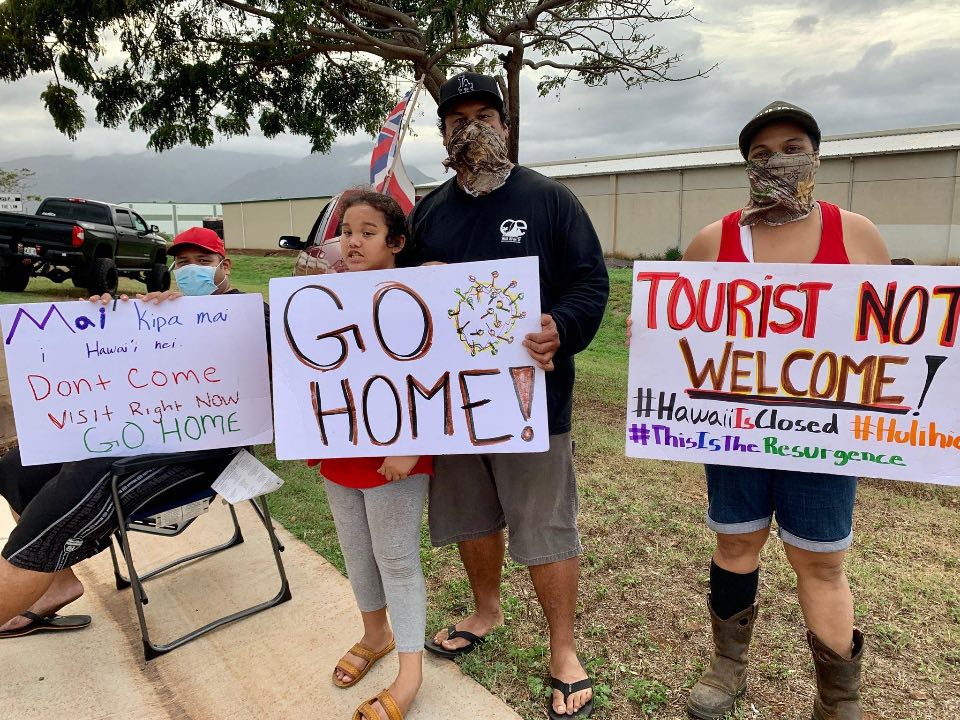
[{"x1": 414, "y1": 72, "x2": 608, "y2": 719}]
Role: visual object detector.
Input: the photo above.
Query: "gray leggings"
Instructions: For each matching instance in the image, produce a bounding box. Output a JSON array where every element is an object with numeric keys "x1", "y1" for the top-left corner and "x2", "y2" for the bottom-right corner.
[{"x1": 324, "y1": 475, "x2": 428, "y2": 654}]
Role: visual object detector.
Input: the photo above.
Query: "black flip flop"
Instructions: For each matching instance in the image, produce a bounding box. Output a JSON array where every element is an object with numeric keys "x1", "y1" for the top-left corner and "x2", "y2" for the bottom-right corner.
[
  {"x1": 0, "y1": 611, "x2": 91, "y2": 639},
  {"x1": 424, "y1": 624, "x2": 487, "y2": 659},
  {"x1": 547, "y1": 676, "x2": 594, "y2": 720}
]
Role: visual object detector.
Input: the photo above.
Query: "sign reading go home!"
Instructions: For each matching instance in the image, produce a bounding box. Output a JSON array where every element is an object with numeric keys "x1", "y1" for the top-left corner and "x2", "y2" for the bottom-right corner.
[
  {"x1": 626, "y1": 261, "x2": 960, "y2": 486},
  {"x1": 0, "y1": 294, "x2": 273, "y2": 465},
  {"x1": 270, "y1": 257, "x2": 548, "y2": 459}
]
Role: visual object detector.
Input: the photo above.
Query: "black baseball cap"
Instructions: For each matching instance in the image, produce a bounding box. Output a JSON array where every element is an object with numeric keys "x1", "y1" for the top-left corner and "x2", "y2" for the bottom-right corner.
[
  {"x1": 738, "y1": 101, "x2": 821, "y2": 159},
  {"x1": 437, "y1": 72, "x2": 504, "y2": 119}
]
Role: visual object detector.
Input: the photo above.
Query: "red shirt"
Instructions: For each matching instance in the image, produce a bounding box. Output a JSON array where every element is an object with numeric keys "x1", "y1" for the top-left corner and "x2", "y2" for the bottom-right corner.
[
  {"x1": 307, "y1": 456, "x2": 434, "y2": 489},
  {"x1": 717, "y1": 201, "x2": 850, "y2": 264}
]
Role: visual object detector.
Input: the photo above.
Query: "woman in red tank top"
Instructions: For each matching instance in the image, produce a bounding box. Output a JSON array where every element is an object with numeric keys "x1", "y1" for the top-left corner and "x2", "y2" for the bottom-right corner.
[
  {"x1": 664, "y1": 103, "x2": 888, "y2": 720},
  {"x1": 309, "y1": 191, "x2": 431, "y2": 720}
]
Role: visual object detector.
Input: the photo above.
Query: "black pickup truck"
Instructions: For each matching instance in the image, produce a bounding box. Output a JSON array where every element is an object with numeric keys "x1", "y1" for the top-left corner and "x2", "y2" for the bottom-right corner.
[{"x1": 0, "y1": 197, "x2": 170, "y2": 295}]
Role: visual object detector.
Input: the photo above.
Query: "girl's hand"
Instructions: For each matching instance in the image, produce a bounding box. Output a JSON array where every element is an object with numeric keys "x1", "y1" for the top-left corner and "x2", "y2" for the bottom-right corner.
[{"x1": 377, "y1": 455, "x2": 419, "y2": 482}]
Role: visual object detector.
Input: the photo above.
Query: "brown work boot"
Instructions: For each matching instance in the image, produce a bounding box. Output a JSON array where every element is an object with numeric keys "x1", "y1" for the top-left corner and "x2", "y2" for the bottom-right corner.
[
  {"x1": 686, "y1": 600, "x2": 758, "y2": 719},
  {"x1": 809, "y1": 629, "x2": 864, "y2": 720}
]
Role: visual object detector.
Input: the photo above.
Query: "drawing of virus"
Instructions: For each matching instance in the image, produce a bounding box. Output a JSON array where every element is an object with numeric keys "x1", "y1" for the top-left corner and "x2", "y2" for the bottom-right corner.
[{"x1": 448, "y1": 271, "x2": 526, "y2": 356}]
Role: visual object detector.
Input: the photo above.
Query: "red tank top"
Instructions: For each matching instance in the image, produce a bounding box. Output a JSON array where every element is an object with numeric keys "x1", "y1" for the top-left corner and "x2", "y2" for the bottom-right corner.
[{"x1": 717, "y1": 201, "x2": 850, "y2": 264}]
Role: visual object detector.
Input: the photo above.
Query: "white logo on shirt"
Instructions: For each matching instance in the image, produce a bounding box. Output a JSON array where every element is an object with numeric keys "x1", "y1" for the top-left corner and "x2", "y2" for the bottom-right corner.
[
  {"x1": 500, "y1": 219, "x2": 527, "y2": 244},
  {"x1": 64, "y1": 538, "x2": 83, "y2": 553},
  {"x1": 458, "y1": 77, "x2": 475, "y2": 94}
]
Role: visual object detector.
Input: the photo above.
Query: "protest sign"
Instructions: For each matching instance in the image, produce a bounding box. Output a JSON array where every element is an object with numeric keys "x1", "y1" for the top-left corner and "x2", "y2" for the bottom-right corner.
[
  {"x1": 0, "y1": 294, "x2": 273, "y2": 465},
  {"x1": 270, "y1": 257, "x2": 548, "y2": 459},
  {"x1": 626, "y1": 261, "x2": 960, "y2": 486}
]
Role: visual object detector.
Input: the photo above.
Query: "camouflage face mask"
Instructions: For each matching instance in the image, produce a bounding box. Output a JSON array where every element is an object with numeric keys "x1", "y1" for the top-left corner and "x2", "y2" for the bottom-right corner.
[
  {"x1": 443, "y1": 119, "x2": 514, "y2": 197},
  {"x1": 740, "y1": 151, "x2": 820, "y2": 226}
]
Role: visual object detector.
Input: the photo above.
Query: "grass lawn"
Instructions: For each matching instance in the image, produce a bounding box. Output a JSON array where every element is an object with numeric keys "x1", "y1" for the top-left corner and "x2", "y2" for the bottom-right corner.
[{"x1": 2, "y1": 257, "x2": 958, "y2": 719}]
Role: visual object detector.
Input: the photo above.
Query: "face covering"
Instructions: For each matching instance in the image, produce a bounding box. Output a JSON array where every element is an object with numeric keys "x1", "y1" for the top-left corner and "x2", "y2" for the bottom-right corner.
[
  {"x1": 740, "y1": 151, "x2": 820, "y2": 226},
  {"x1": 173, "y1": 262, "x2": 223, "y2": 296},
  {"x1": 442, "y1": 119, "x2": 514, "y2": 197}
]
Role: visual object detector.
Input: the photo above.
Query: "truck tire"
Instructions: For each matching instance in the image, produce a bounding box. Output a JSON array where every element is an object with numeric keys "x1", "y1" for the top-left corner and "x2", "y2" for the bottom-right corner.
[
  {"x1": 145, "y1": 262, "x2": 171, "y2": 293},
  {"x1": 87, "y1": 257, "x2": 118, "y2": 296},
  {"x1": 0, "y1": 265, "x2": 30, "y2": 292}
]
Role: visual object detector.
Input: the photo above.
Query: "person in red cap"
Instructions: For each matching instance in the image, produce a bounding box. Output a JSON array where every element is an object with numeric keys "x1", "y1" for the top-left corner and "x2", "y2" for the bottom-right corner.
[{"x1": 167, "y1": 226, "x2": 234, "y2": 297}]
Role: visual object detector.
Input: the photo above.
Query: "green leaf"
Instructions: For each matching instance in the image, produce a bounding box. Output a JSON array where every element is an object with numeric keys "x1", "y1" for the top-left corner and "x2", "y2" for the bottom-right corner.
[{"x1": 40, "y1": 83, "x2": 85, "y2": 140}]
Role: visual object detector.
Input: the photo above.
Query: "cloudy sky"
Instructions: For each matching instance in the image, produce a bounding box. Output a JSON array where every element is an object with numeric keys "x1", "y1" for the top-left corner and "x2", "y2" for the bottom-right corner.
[{"x1": 1, "y1": 0, "x2": 958, "y2": 175}]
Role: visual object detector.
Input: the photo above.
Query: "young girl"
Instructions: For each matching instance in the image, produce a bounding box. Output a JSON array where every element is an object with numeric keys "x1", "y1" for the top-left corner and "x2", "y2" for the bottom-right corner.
[{"x1": 311, "y1": 191, "x2": 431, "y2": 720}]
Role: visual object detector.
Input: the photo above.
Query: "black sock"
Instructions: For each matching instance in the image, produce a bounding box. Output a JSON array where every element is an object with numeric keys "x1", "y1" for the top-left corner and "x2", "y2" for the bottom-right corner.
[{"x1": 710, "y1": 560, "x2": 759, "y2": 620}]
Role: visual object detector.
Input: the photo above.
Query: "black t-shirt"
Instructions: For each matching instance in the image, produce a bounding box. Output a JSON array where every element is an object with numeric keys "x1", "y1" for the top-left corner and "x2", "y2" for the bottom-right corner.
[{"x1": 411, "y1": 166, "x2": 609, "y2": 434}]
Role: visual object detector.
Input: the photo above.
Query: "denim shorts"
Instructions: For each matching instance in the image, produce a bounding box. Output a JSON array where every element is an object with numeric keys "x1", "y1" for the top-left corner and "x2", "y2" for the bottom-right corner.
[{"x1": 704, "y1": 464, "x2": 857, "y2": 553}]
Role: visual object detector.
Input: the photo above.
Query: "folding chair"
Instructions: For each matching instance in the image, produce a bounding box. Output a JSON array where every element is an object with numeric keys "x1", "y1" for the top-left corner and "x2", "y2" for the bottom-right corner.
[{"x1": 106, "y1": 447, "x2": 292, "y2": 660}]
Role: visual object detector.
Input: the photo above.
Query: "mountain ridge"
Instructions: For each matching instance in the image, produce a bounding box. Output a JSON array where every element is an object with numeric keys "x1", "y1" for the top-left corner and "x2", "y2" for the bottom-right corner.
[{"x1": 1, "y1": 145, "x2": 434, "y2": 205}]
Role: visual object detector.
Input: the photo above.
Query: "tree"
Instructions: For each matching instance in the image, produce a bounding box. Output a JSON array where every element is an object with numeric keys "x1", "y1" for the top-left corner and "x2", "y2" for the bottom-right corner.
[
  {"x1": 0, "y1": 167, "x2": 35, "y2": 193},
  {"x1": 0, "y1": 1, "x2": 710, "y2": 161}
]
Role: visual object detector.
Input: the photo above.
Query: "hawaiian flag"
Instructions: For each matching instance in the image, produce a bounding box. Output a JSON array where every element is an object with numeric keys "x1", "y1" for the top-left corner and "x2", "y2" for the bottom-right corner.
[{"x1": 370, "y1": 88, "x2": 416, "y2": 214}]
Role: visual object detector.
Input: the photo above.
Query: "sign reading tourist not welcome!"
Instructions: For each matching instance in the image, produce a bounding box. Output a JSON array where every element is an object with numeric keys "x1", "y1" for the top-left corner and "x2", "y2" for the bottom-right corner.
[{"x1": 626, "y1": 262, "x2": 960, "y2": 486}]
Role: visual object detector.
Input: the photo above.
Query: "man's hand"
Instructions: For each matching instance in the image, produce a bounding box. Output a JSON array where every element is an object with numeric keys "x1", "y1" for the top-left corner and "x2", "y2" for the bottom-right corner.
[
  {"x1": 137, "y1": 290, "x2": 184, "y2": 304},
  {"x1": 85, "y1": 292, "x2": 130, "y2": 304},
  {"x1": 523, "y1": 313, "x2": 560, "y2": 371},
  {"x1": 377, "y1": 455, "x2": 420, "y2": 482}
]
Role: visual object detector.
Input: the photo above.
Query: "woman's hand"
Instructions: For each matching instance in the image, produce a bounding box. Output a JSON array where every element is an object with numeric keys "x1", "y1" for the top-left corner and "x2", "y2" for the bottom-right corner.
[{"x1": 377, "y1": 455, "x2": 419, "y2": 482}]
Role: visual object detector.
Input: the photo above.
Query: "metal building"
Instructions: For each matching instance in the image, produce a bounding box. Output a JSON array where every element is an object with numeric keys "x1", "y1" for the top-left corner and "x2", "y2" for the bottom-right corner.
[
  {"x1": 524, "y1": 125, "x2": 960, "y2": 263},
  {"x1": 122, "y1": 202, "x2": 224, "y2": 237},
  {"x1": 221, "y1": 197, "x2": 332, "y2": 250}
]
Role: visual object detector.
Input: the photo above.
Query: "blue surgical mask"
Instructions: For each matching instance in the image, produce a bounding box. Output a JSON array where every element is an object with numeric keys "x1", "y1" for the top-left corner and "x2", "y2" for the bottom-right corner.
[{"x1": 173, "y1": 263, "x2": 222, "y2": 296}]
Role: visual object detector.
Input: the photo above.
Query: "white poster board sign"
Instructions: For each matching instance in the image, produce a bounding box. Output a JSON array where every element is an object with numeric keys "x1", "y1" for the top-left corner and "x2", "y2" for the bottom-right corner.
[
  {"x1": 0, "y1": 294, "x2": 273, "y2": 465},
  {"x1": 626, "y1": 261, "x2": 960, "y2": 486},
  {"x1": 271, "y1": 257, "x2": 548, "y2": 459}
]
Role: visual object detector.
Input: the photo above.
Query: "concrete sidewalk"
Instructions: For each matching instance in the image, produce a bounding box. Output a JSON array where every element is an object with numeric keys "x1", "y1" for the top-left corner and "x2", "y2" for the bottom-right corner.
[{"x1": 0, "y1": 497, "x2": 521, "y2": 720}]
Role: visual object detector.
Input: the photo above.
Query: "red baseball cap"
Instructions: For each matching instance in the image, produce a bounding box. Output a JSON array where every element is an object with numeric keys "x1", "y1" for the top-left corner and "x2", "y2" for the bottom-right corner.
[{"x1": 170, "y1": 227, "x2": 227, "y2": 258}]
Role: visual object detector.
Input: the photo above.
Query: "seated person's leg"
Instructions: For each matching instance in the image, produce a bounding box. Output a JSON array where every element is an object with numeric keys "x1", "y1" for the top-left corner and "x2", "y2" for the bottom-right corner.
[
  {"x1": 0, "y1": 454, "x2": 116, "y2": 632},
  {"x1": 0, "y1": 447, "x2": 64, "y2": 519},
  {"x1": 1, "y1": 453, "x2": 216, "y2": 633},
  {"x1": 0, "y1": 558, "x2": 61, "y2": 632}
]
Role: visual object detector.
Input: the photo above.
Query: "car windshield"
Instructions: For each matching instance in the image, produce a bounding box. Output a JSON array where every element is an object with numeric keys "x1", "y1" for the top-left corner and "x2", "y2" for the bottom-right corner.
[{"x1": 38, "y1": 200, "x2": 111, "y2": 224}]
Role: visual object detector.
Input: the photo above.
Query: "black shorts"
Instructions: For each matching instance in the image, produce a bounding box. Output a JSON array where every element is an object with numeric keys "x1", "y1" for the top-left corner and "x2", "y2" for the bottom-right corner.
[{"x1": 0, "y1": 447, "x2": 216, "y2": 573}]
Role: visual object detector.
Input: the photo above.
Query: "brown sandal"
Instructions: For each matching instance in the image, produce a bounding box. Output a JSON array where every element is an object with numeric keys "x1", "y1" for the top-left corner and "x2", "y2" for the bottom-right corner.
[
  {"x1": 353, "y1": 689, "x2": 404, "y2": 720},
  {"x1": 333, "y1": 638, "x2": 396, "y2": 688}
]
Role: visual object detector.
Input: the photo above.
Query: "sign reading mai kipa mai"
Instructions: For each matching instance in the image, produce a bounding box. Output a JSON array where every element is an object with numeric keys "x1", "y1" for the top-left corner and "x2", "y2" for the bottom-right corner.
[{"x1": 0, "y1": 294, "x2": 273, "y2": 465}]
